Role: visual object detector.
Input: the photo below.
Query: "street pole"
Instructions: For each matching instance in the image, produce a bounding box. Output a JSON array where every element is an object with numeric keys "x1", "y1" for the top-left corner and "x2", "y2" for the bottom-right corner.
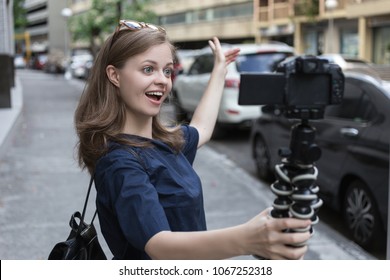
[
  {"x1": 61, "y1": 7, "x2": 73, "y2": 79},
  {"x1": 325, "y1": 0, "x2": 338, "y2": 53},
  {"x1": 328, "y1": 15, "x2": 334, "y2": 53}
]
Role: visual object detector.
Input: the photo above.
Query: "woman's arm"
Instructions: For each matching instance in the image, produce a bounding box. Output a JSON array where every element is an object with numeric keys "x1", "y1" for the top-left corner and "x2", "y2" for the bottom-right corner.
[
  {"x1": 145, "y1": 208, "x2": 312, "y2": 260},
  {"x1": 190, "y1": 37, "x2": 240, "y2": 148}
]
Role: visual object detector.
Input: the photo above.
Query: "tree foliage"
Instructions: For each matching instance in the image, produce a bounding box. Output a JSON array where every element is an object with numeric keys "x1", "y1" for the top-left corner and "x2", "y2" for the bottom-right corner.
[
  {"x1": 69, "y1": 0, "x2": 156, "y2": 57},
  {"x1": 13, "y1": 0, "x2": 27, "y2": 31}
]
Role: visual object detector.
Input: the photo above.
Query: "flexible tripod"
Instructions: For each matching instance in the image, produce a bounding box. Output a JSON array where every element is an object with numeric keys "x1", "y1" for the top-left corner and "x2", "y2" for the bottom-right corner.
[{"x1": 255, "y1": 117, "x2": 323, "y2": 259}]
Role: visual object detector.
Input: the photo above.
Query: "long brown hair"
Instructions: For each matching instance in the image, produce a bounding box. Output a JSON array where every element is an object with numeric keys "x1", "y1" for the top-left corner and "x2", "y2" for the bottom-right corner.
[{"x1": 75, "y1": 27, "x2": 184, "y2": 174}]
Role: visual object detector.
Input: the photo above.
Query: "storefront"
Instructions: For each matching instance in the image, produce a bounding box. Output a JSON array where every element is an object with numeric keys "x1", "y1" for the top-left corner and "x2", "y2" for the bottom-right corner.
[
  {"x1": 301, "y1": 18, "x2": 359, "y2": 57},
  {"x1": 372, "y1": 23, "x2": 390, "y2": 65}
]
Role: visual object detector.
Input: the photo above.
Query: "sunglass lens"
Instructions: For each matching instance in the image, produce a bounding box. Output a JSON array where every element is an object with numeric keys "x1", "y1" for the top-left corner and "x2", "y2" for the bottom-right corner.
[
  {"x1": 123, "y1": 21, "x2": 142, "y2": 30},
  {"x1": 147, "y1": 24, "x2": 159, "y2": 30}
]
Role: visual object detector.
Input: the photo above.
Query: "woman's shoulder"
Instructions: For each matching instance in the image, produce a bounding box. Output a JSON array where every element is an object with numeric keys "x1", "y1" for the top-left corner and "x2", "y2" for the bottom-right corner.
[
  {"x1": 180, "y1": 125, "x2": 199, "y2": 145},
  {"x1": 180, "y1": 124, "x2": 198, "y2": 137},
  {"x1": 178, "y1": 125, "x2": 199, "y2": 164},
  {"x1": 96, "y1": 142, "x2": 141, "y2": 169}
]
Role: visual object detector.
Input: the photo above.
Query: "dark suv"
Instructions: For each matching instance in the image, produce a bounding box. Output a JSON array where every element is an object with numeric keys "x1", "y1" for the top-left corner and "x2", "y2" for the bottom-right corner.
[{"x1": 250, "y1": 71, "x2": 390, "y2": 251}]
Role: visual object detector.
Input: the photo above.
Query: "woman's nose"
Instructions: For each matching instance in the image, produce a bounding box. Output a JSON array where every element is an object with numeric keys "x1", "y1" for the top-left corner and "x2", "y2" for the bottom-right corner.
[{"x1": 154, "y1": 70, "x2": 169, "y2": 85}]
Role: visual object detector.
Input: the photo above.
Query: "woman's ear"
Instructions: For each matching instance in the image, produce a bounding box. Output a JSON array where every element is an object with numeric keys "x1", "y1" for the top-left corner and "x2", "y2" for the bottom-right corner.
[{"x1": 106, "y1": 65, "x2": 120, "y2": 87}]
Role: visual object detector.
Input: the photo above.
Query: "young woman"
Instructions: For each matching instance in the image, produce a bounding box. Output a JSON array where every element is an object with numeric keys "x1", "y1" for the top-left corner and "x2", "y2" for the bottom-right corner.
[{"x1": 74, "y1": 20, "x2": 311, "y2": 260}]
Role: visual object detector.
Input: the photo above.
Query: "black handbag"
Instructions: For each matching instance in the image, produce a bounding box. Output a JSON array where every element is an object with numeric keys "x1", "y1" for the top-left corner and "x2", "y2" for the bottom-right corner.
[{"x1": 48, "y1": 176, "x2": 107, "y2": 260}]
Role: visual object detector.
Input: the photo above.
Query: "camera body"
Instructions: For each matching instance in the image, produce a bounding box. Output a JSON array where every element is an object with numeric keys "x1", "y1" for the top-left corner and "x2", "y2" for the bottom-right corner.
[{"x1": 238, "y1": 55, "x2": 344, "y2": 119}]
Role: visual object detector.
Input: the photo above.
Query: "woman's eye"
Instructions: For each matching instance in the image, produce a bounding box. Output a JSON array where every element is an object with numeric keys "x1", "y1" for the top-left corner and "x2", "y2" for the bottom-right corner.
[
  {"x1": 143, "y1": 66, "x2": 153, "y2": 74},
  {"x1": 164, "y1": 68, "x2": 173, "y2": 77}
]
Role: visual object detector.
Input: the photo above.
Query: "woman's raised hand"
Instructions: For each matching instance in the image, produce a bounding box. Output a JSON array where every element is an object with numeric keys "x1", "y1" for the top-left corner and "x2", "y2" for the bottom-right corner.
[{"x1": 208, "y1": 37, "x2": 240, "y2": 74}]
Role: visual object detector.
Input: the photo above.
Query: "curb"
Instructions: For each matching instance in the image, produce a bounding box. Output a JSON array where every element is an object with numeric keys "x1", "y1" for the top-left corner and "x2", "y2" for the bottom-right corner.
[{"x1": 0, "y1": 76, "x2": 23, "y2": 147}]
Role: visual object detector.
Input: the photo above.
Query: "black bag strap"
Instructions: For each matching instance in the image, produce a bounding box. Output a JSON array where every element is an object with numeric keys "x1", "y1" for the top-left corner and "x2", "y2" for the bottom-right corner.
[{"x1": 77, "y1": 175, "x2": 97, "y2": 233}]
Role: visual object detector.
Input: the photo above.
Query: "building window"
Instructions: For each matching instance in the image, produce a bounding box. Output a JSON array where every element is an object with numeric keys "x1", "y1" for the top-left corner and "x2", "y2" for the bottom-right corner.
[
  {"x1": 303, "y1": 30, "x2": 320, "y2": 55},
  {"x1": 373, "y1": 26, "x2": 390, "y2": 64},
  {"x1": 159, "y1": 1, "x2": 253, "y2": 25},
  {"x1": 340, "y1": 29, "x2": 358, "y2": 57},
  {"x1": 213, "y1": 2, "x2": 253, "y2": 19},
  {"x1": 160, "y1": 12, "x2": 186, "y2": 25}
]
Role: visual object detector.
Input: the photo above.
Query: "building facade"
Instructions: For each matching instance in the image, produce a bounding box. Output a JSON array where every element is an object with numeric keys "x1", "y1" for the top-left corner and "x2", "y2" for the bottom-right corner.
[
  {"x1": 64, "y1": 0, "x2": 390, "y2": 64},
  {"x1": 150, "y1": 0, "x2": 255, "y2": 48},
  {"x1": 24, "y1": 0, "x2": 70, "y2": 58},
  {"x1": 151, "y1": 0, "x2": 390, "y2": 64},
  {"x1": 0, "y1": 0, "x2": 14, "y2": 108}
]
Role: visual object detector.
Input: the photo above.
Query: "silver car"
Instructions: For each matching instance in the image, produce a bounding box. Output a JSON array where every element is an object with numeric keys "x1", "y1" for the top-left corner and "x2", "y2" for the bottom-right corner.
[{"x1": 172, "y1": 42, "x2": 294, "y2": 137}]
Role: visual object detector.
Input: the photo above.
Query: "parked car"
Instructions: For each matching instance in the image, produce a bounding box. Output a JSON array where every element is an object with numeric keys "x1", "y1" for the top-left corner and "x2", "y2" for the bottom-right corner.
[
  {"x1": 250, "y1": 71, "x2": 389, "y2": 251},
  {"x1": 44, "y1": 52, "x2": 67, "y2": 74},
  {"x1": 172, "y1": 42, "x2": 295, "y2": 137},
  {"x1": 30, "y1": 54, "x2": 48, "y2": 70},
  {"x1": 14, "y1": 54, "x2": 26, "y2": 69},
  {"x1": 70, "y1": 54, "x2": 94, "y2": 79},
  {"x1": 172, "y1": 49, "x2": 198, "y2": 82},
  {"x1": 320, "y1": 54, "x2": 390, "y2": 82},
  {"x1": 319, "y1": 53, "x2": 370, "y2": 68}
]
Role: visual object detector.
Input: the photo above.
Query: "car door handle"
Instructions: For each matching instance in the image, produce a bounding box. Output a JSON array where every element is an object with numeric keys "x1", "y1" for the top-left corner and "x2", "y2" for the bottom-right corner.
[{"x1": 340, "y1": 127, "x2": 359, "y2": 138}]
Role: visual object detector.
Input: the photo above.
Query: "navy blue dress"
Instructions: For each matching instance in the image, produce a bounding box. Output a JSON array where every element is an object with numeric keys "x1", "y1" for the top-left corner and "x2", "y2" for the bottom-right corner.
[{"x1": 94, "y1": 125, "x2": 206, "y2": 259}]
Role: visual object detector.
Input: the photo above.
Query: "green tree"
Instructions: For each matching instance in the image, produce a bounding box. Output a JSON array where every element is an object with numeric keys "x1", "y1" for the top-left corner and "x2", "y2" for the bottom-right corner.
[
  {"x1": 13, "y1": 0, "x2": 27, "y2": 31},
  {"x1": 293, "y1": 0, "x2": 320, "y2": 22},
  {"x1": 69, "y1": 0, "x2": 156, "y2": 57}
]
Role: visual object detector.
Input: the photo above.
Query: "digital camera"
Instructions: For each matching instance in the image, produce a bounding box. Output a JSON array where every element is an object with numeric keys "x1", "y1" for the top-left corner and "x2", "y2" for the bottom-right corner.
[{"x1": 238, "y1": 55, "x2": 344, "y2": 119}]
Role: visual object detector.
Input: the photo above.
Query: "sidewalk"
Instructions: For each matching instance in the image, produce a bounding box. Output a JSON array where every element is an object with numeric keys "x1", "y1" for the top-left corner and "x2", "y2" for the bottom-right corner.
[{"x1": 0, "y1": 71, "x2": 376, "y2": 260}]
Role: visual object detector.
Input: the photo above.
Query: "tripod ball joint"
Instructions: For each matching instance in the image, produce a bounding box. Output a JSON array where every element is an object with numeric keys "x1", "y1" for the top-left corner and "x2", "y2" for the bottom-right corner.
[{"x1": 290, "y1": 122, "x2": 322, "y2": 164}]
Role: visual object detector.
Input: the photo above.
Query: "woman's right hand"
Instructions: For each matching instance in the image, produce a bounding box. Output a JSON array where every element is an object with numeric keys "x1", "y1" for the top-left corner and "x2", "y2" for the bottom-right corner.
[{"x1": 242, "y1": 208, "x2": 312, "y2": 260}]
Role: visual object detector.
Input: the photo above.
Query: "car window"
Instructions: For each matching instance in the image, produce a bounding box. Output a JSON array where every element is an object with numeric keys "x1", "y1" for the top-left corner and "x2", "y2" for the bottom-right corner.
[
  {"x1": 236, "y1": 52, "x2": 292, "y2": 73},
  {"x1": 188, "y1": 55, "x2": 214, "y2": 75},
  {"x1": 325, "y1": 79, "x2": 377, "y2": 123}
]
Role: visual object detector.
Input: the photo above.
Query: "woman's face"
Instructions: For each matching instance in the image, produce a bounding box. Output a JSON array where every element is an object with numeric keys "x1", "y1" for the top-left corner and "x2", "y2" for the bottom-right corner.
[{"x1": 116, "y1": 42, "x2": 174, "y2": 119}]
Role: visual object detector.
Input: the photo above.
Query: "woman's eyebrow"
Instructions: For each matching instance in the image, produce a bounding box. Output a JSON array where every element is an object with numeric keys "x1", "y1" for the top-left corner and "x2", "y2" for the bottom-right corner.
[{"x1": 142, "y1": 59, "x2": 174, "y2": 66}]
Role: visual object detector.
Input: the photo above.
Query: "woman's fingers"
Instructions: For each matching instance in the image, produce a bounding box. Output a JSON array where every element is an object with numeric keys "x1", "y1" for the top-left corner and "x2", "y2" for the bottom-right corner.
[
  {"x1": 225, "y1": 48, "x2": 240, "y2": 64},
  {"x1": 272, "y1": 244, "x2": 308, "y2": 260},
  {"x1": 208, "y1": 38, "x2": 216, "y2": 51},
  {"x1": 208, "y1": 37, "x2": 240, "y2": 65},
  {"x1": 271, "y1": 217, "x2": 312, "y2": 232},
  {"x1": 208, "y1": 37, "x2": 221, "y2": 53}
]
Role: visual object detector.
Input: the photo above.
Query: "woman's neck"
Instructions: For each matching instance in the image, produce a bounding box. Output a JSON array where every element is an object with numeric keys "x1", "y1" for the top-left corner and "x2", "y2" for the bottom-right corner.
[{"x1": 122, "y1": 115, "x2": 153, "y2": 139}]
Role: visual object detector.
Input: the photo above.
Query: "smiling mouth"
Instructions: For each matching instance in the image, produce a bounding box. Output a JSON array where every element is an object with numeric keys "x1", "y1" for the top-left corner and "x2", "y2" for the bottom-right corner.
[{"x1": 145, "y1": 91, "x2": 163, "y2": 102}]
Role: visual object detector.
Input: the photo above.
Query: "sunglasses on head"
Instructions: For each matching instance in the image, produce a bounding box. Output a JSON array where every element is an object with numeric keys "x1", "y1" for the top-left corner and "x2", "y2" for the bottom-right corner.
[
  {"x1": 109, "y1": 20, "x2": 166, "y2": 50},
  {"x1": 117, "y1": 20, "x2": 166, "y2": 33}
]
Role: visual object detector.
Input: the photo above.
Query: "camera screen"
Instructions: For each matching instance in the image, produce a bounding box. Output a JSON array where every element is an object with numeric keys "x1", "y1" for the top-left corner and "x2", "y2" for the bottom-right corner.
[
  {"x1": 238, "y1": 73, "x2": 285, "y2": 105},
  {"x1": 287, "y1": 74, "x2": 331, "y2": 107}
]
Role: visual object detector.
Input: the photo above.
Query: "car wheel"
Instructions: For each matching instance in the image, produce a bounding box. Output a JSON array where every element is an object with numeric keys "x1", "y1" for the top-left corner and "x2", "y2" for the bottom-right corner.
[
  {"x1": 253, "y1": 135, "x2": 273, "y2": 181},
  {"x1": 342, "y1": 180, "x2": 383, "y2": 250}
]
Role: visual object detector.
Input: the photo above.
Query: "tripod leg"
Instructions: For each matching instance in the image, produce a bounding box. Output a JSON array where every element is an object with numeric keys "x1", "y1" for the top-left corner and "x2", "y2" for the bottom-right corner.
[{"x1": 270, "y1": 163, "x2": 294, "y2": 219}]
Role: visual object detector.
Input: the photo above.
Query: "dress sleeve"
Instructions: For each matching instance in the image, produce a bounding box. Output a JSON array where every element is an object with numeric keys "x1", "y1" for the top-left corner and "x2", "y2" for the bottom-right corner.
[
  {"x1": 181, "y1": 125, "x2": 199, "y2": 164},
  {"x1": 95, "y1": 149, "x2": 171, "y2": 251}
]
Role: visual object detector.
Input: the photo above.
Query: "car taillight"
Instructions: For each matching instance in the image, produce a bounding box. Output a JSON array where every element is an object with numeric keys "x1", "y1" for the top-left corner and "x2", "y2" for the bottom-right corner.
[
  {"x1": 224, "y1": 79, "x2": 239, "y2": 88},
  {"x1": 226, "y1": 109, "x2": 240, "y2": 115}
]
